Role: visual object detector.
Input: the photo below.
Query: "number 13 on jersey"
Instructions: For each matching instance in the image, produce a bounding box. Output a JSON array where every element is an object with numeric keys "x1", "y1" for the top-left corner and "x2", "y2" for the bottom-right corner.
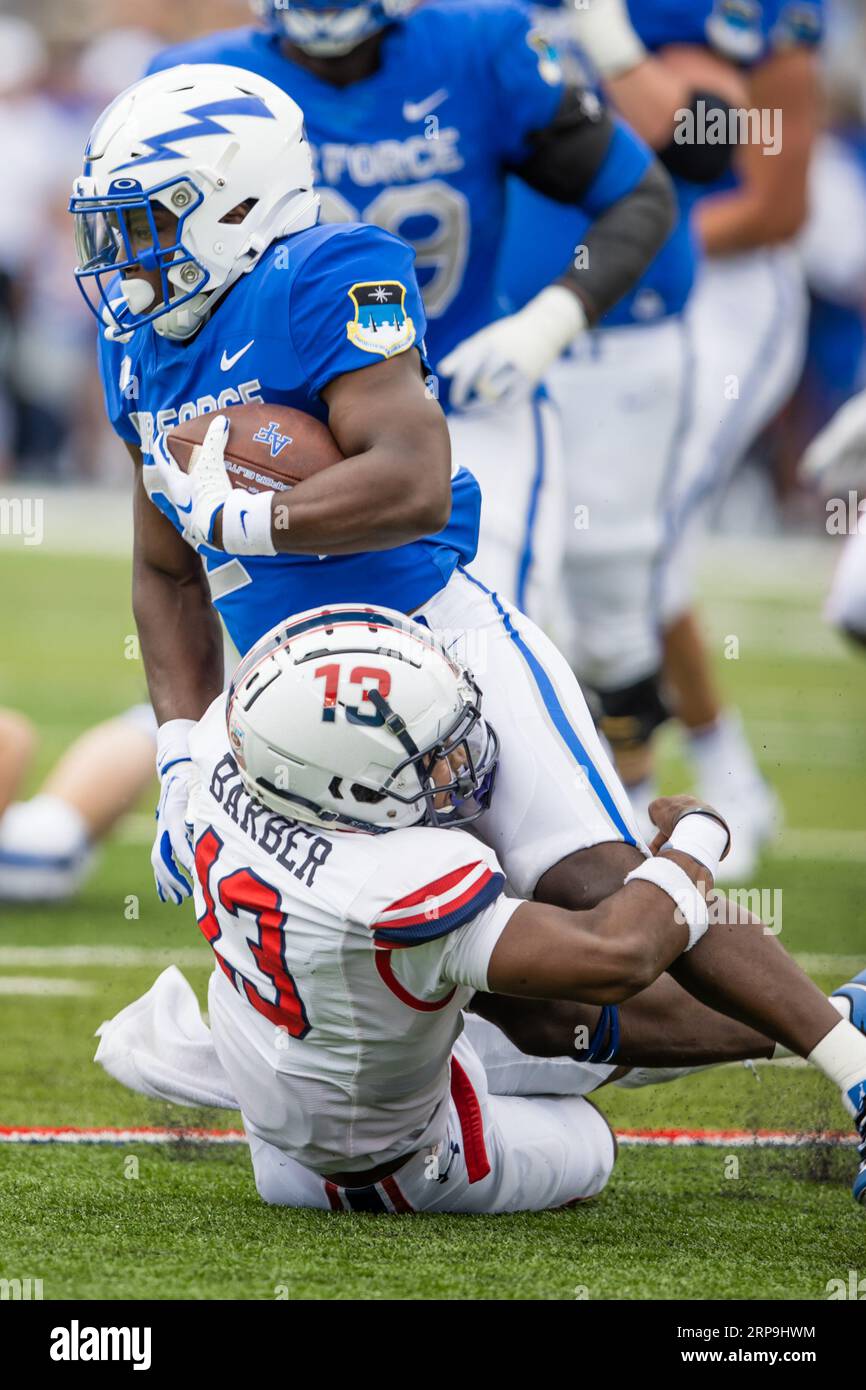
[{"x1": 195, "y1": 827, "x2": 311, "y2": 1039}]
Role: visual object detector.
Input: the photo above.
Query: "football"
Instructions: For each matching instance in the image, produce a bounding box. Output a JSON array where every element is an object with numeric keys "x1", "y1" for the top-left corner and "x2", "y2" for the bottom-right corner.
[{"x1": 165, "y1": 402, "x2": 343, "y2": 494}]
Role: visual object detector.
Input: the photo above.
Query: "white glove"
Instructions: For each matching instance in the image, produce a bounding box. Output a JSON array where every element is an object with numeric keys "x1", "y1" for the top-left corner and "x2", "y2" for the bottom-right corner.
[
  {"x1": 141, "y1": 430, "x2": 192, "y2": 514},
  {"x1": 143, "y1": 420, "x2": 277, "y2": 556},
  {"x1": 568, "y1": 0, "x2": 647, "y2": 78},
  {"x1": 439, "y1": 286, "x2": 587, "y2": 411},
  {"x1": 801, "y1": 389, "x2": 866, "y2": 494},
  {"x1": 180, "y1": 414, "x2": 234, "y2": 549},
  {"x1": 152, "y1": 719, "x2": 196, "y2": 905},
  {"x1": 143, "y1": 415, "x2": 231, "y2": 549}
]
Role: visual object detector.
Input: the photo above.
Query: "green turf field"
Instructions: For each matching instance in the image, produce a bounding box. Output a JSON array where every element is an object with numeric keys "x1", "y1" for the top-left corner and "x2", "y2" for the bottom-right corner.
[{"x1": 0, "y1": 541, "x2": 864, "y2": 1300}]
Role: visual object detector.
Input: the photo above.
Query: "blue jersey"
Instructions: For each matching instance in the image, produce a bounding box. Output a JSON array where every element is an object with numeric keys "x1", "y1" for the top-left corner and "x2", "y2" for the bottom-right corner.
[
  {"x1": 633, "y1": 0, "x2": 823, "y2": 63},
  {"x1": 498, "y1": 0, "x2": 824, "y2": 317},
  {"x1": 147, "y1": 1, "x2": 652, "y2": 387},
  {"x1": 496, "y1": 7, "x2": 696, "y2": 326},
  {"x1": 631, "y1": 0, "x2": 824, "y2": 210},
  {"x1": 99, "y1": 221, "x2": 481, "y2": 656}
]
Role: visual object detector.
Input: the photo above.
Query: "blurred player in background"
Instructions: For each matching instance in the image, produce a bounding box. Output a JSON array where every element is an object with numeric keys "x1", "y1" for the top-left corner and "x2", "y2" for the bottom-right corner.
[
  {"x1": 499, "y1": 0, "x2": 822, "y2": 876},
  {"x1": 145, "y1": 0, "x2": 676, "y2": 627},
  {"x1": 0, "y1": 705, "x2": 155, "y2": 902},
  {"x1": 656, "y1": 0, "x2": 822, "y2": 876},
  {"x1": 497, "y1": 0, "x2": 745, "y2": 850}
]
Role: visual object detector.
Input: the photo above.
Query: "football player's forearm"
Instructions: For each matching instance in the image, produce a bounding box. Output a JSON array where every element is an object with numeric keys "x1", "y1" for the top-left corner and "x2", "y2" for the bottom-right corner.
[
  {"x1": 489, "y1": 850, "x2": 711, "y2": 1005},
  {"x1": 133, "y1": 565, "x2": 223, "y2": 723},
  {"x1": 558, "y1": 162, "x2": 677, "y2": 322},
  {"x1": 266, "y1": 447, "x2": 451, "y2": 554},
  {"x1": 604, "y1": 60, "x2": 692, "y2": 150},
  {"x1": 695, "y1": 188, "x2": 798, "y2": 254},
  {"x1": 697, "y1": 49, "x2": 817, "y2": 255}
]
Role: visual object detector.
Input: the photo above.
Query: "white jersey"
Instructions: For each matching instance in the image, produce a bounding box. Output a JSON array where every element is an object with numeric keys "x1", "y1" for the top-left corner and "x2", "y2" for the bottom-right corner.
[{"x1": 187, "y1": 699, "x2": 521, "y2": 1175}]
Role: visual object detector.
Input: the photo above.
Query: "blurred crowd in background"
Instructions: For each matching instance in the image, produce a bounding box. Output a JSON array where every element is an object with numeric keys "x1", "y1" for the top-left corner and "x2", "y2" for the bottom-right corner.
[
  {"x1": 0, "y1": 0, "x2": 247, "y2": 481},
  {"x1": 1, "y1": 0, "x2": 866, "y2": 511}
]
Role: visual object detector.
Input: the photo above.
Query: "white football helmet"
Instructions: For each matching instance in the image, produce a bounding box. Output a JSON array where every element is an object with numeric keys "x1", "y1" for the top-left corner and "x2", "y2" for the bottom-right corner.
[
  {"x1": 225, "y1": 605, "x2": 500, "y2": 833},
  {"x1": 69, "y1": 63, "x2": 319, "y2": 342}
]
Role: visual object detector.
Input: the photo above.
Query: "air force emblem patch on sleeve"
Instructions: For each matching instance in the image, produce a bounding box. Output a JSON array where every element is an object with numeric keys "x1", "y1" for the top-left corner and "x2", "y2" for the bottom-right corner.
[{"x1": 346, "y1": 282, "x2": 416, "y2": 359}]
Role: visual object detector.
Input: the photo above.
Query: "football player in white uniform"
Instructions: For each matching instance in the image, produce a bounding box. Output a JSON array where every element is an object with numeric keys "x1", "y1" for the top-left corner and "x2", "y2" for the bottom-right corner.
[
  {"x1": 0, "y1": 705, "x2": 156, "y2": 903},
  {"x1": 114, "y1": 603, "x2": 866, "y2": 1212}
]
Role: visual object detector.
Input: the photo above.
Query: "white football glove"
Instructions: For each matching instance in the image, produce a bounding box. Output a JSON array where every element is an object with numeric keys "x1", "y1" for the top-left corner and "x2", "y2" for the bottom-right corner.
[
  {"x1": 141, "y1": 430, "x2": 192, "y2": 514},
  {"x1": 439, "y1": 286, "x2": 587, "y2": 411},
  {"x1": 152, "y1": 719, "x2": 196, "y2": 905},
  {"x1": 801, "y1": 389, "x2": 866, "y2": 495},
  {"x1": 143, "y1": 419, "x2": 277, "y2": 556},
  {"x1": 567, "y1": 0, "x2": 647, "y2": 78},
  {"x1": 180, "y1": 414, "x2": 234, "y2": 549}
]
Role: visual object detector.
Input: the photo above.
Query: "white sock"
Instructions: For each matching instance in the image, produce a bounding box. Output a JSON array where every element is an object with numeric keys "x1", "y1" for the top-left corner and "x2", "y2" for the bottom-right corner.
[
  {"x1": 689, "y1": 711, "x2": 763, "y2": 790},
  {"x1": 2, "y1": 794, "x2": 88, "y2": 857},
  {"x1": 772, "y1": 994, "x2": 850, "y2": 1059},
  {"x1": 807, "y1": 1018, "x2": 866, "y2": 1099}
]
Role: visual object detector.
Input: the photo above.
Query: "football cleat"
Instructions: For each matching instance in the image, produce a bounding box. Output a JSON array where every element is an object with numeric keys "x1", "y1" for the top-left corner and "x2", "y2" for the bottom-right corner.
[
  {"x1": 847, "y1": 1081, "x2": 866, "y2": 1205},
  {"x1": 832, "y1": 968, "x2": 866, "y2": 1037}
]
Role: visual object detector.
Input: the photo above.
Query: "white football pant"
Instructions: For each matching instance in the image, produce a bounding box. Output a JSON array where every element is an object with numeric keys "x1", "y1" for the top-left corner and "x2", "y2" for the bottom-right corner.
[
  {"x1": 242, "y1": 1015, "x2": 616, "y2": 1214},
  {"x1": 416, "y1": 567, "x2": 647, "y2": 898},
  {"x1": 660, "y1": 246, "x2": 809, "y2": 623},
  {"x1": 448, "y1": 392, "x2": 566, "y2": 634},
  {"x1": 547, "y1": 315, "x2": 692, "y2": 690}
]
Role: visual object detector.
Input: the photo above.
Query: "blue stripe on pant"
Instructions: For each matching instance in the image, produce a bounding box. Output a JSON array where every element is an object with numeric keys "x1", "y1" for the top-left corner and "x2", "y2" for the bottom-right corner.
[
  {"x1": 515, "y1": 394, "x2": 545, "y2": 614},
  {"x1": 460, "y1": 569, "x2": 636, "y2": 847}
]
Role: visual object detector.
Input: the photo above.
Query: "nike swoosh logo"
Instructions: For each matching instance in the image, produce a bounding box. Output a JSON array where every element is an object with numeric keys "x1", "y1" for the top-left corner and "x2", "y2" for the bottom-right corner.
[
  {"x1": 220, "y1": 340, "x2": 255, "y2": 372},
  {"x1": 240, "y1": 510, "x2": 249, "y2": 537},
  {"x1": 403, "y1": 89, "x2": 448, "y2": 123},
  {"x1": 176, "y1": 500, "x2": 192, "y2": 515}
]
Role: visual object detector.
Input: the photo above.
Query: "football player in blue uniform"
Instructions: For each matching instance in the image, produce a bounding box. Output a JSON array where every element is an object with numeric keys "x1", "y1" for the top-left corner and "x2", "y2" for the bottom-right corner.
[
  {"x1": 651, "y1": 3, "x2": 823, "y2": 862},
  {"x1": 499, "y1": 0, "x2": 822, "y2": 876},
  {"x1": 84, "y1": 62, "x2": 853, "y2": 1143},
  {"x1": 497, "y1": 0, "x2": 743, "y2": 846},
  {"x1": 70, "y1": 61, "x2": 665, "y2": 985},
  {"x1": 143, "y1": 0, "x2": 676, "y2": 627}
]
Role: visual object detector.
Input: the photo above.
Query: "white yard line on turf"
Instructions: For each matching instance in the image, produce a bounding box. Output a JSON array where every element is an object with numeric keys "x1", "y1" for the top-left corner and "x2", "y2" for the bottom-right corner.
[
  {"x1": 0, "y1": 976, "x2": 95, "y2": 996},
  {"x1": 0, "y1": 946, "x2": 209, "y2": 968}
]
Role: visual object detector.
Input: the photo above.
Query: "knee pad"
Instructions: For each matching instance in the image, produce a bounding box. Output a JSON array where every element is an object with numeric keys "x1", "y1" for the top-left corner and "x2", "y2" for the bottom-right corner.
[{"x1": 595, "y1": 674, "x2": 670, "y2": 754}]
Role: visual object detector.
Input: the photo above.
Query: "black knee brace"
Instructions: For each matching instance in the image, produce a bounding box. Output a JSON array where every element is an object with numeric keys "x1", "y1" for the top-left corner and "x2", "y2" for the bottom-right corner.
[{"x1": 595, "y1": 673, "x2": 670, "y2": 753}]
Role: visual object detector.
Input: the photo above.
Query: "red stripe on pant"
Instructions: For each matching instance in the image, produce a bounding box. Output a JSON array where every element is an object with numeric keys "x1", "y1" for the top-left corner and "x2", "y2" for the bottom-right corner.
[
  {"x1": 324, "y1": 1180, "x2": 344, "y2": 1212},
  {"x1": 450, "y1": 1055, "x2": 491, "y2": 1183},
  {"x1": 380, "y1": 1174, "x2": 413, "y2": 1213}
]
